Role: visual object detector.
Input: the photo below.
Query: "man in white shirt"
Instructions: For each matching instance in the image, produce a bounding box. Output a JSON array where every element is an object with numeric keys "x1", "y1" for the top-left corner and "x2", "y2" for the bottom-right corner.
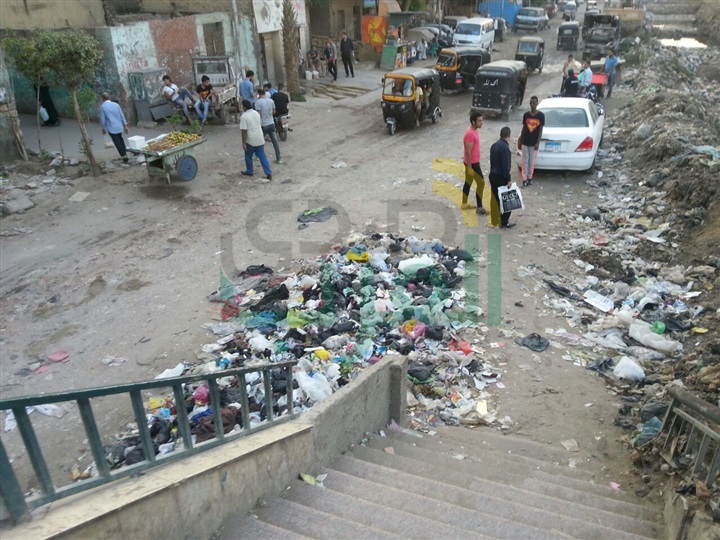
[
  {"x1": 162, "y1": 75, "x2": 196, "y2": 121},
  {"x1": 579, "y1": 61, "x2": 593, "y2": 94},
  {"x1": 254, "y1": 88, "x2": 282, "y2": 164},
  {"x1": 239, "y1": 100, "x2": 272, "y2": 180}
]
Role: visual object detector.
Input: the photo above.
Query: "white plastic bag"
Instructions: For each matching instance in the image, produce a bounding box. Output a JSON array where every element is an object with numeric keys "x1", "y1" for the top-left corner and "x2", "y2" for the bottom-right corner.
[
  {"x1": 629, "y1": 323, "x2": 683, "y2": 353},
  {"x1": 398, "y1": 254, "x2": 434, "y2": 276},
  {"x1": 613, "y1": 356, "x2": 645, "y2": 381},
  {"x1": 295, "y1": 371, "x2": 333, "y2": 403},
  {"x1": 498, "y1": 182, "x2": 525, "y2": 213},
  {"x1": 39, "y1": 106, "x2": 49, "y2": 122},
  {"x1": 103, "y1": 132, "x2": 114, "y2": 148}
]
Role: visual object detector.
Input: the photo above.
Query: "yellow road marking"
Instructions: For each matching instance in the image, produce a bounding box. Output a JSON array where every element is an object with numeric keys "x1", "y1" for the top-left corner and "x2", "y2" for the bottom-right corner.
[{"x1": 432, "y1": 157, "x2": 493, "y2": 227}]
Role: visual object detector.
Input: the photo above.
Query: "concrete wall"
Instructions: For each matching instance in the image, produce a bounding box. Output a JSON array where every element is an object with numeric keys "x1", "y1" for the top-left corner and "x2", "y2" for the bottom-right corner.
[
  {"x1": 0, "y1": 0, "x2": 106, "y2": 30},
  {"x1": 0, "y1": 48, "x2": 25, "y2": 161},
  {"x1": 3, "y1": 356, "x2": 407, "y2": 540}
]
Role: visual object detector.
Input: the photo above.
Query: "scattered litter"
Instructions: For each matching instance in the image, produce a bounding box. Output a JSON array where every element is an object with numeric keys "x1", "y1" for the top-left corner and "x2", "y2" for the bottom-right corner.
[
  {"x1": 47, "y1": 351, "x2": 69, "y2": 363},
  {"x1": 515, "y1": 333, "x2": 550, "y2": 352},
  {"x1": 297, "y1": 207, "x2": 338, "y2": 223},
  {"x1": 4, "y1": 405, "x2": 67, "y2": 432},
  {"x1": 101, "y1": 356, "x2": 127, "y2": 367},
  {"x1": 331, "y1": 161, "x2": 347, "y2": 168},
  {"x1": 68, "y1": 192, "x2": 90, "y2": 202},
  {"x1": 561, "y1": 439, "x2": 580, "y2": 452}
]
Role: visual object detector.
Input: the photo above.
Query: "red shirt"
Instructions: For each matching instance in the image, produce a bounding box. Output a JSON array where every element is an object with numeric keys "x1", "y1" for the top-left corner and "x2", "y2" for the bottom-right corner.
[{"x1": 463, "y1": 127, "x2": 480, "y2": 165}]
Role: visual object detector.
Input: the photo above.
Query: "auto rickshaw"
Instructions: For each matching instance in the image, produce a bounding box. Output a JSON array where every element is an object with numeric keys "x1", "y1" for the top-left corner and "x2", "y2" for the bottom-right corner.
[
  {"x1": 563, "y1": 1, "x2": 577, "y2": 21},
  {"x1": 557, "y1": 21, "x2": 580, "y2": 50},
  {"x1": 472, "y1": 60, "x2": 528, "y2": 118},
  {"x1": 515, "y1": 36, "x2": 545, "y2": 73},
  {"x1": 435, "y1": 47, "x2": 491, "y2": 91},
  {"x1": 381, "y1": 67, "x2": 442, "y2": 135}
]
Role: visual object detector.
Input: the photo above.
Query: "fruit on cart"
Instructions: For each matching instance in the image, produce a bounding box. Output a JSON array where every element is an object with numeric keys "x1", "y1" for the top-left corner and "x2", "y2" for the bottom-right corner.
[{"x1": 144, "y1": 131, "x2": 202, "y2": 152}]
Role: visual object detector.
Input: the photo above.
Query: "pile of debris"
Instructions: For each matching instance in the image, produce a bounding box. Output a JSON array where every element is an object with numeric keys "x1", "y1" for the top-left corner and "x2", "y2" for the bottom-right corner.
[{"x1": 97, "y1": 233, "x2": 522, "y2": 472}]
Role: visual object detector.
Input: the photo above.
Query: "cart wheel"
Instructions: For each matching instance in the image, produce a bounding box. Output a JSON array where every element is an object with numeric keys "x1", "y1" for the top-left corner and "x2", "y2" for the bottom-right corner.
[
  {"x1": 388, "y1": 123, "x2": 396, "y2": 136},
  {"x1": 219, "y1": 105, "x2": 229, "y2": 125},
  {"x1": 176, "y1": 155, "x2": 198, "y2": 181}
]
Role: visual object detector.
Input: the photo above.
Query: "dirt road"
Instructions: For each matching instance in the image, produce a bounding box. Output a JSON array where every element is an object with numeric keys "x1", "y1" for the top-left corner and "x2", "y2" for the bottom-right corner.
[{"x1": 1, "y1": 18, "x2": 655, "y2": 506}]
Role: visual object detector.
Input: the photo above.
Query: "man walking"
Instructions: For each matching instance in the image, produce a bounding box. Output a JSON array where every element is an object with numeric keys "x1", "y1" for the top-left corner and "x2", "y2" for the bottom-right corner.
[
  {"x1": 340, "y1": 32, "x2": 355, "y2": 78},
  {"x1": 162, "y1": 75, "x2": 196, "y2": 121},
  {"x1": 255, "y1": 88, "x2": 282, "y2": 164},
  {"x1": 324, "y1": 39, "x2": 338, "y2": 82},
  {"x1": 240, "y1": 70, "x2": 256, "y2": 106},
  {"x1": 490, "y1": 126, "x2": 515, "y2": 229},
  {"x1": 518, "y1": 96, "x2": 544, "y2": 187},
  {"x1": 462, "y1": 112, "x2": 486, "y2": 214},
  {"x1": 240, "y1": 100, "x2": 272, "y2": 181},
  {"x1": 603, "y1": 48, "x2": 619, "y2": 98},
  {"x1": 98, "y1": 92, "x2": 129, "y2": 164}
]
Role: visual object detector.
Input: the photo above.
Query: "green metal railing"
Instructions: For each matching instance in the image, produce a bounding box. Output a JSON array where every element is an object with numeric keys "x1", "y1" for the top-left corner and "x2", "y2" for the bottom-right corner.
[{"x1": 0, "y1": 361, "x2": 297, "y2": 523}]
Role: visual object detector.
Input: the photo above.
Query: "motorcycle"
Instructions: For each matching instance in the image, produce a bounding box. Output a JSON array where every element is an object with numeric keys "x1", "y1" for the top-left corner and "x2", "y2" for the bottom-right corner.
[{"x1": 275, "y1": 113, "x2": 291, "y2": 141}]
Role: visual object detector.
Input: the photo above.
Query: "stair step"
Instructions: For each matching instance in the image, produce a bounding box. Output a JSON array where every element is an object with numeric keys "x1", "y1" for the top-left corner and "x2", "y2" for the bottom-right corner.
[
  {"x1": 339, "y1": 450, "x2": 657, "y2": 539},
  {"x1": 284, "y1": 479, "x2": 491, "y2": 539},
  {"x1": 254, "y1": 498, "x2": 402, "y2": 539},
  {"x1": 372, "y1": 432, "x2": 590, "y2": 485},
  {"x1": 328, "y1": 456, "x2": 574, "y2": 540},
  {"x1": 215, "y1": 514, "x2": 312, "y2": 540},
  {"x1": 432, "y1": 425, "x2": 572, "y2": 465},
  {"x1": 371, "y1": 434, "x2": 655, "y2": 521}
]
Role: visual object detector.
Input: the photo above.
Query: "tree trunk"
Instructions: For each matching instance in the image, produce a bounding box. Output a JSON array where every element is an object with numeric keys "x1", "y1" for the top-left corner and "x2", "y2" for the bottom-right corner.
[
  {"x1": 282, "y1": 0, "x2": 301, "y2": 96},
  {"x1": 71, "y1": 88, "x2": 101, "y2": 176}
]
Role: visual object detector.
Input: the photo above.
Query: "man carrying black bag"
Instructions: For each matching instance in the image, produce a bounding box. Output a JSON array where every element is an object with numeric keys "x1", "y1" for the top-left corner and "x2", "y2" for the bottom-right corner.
[{"x1": 489, "y1": 126, "x2": 515, "y2": 229}]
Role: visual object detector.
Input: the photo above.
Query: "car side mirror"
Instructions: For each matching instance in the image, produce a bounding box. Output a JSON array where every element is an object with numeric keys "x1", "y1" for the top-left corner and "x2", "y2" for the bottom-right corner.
[{"x1": 596, "y1": 102, "x2": 605, "y2": 115}]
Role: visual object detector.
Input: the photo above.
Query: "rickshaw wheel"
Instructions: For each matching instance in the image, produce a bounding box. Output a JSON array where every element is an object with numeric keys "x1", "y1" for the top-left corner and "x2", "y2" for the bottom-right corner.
[
  {"x1": 388, "y1": 123, "x2": 396, "y2": 136},
  {"x1": 432, "y1": 109, "x2": 440, "y2": 124}
]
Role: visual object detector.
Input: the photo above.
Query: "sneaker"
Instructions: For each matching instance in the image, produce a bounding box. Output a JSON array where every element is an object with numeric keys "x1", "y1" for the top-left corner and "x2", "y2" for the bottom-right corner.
[
  {"x1": 276, "y1": 159, "x2": 283, "y2": 164},
  {"x1": 527, "y1": 179, "x2": 533, "y2": 186},
  {"x1": 266, "y1": 174, "x2": 272, "y2": 181},
  {"x1": 522, "y1": 180, "x2": 528, "y2": 187},
  {"x1": 122, "y1": 156, "x2": 129, "y2": 164},
  {"x1": 476, "y1": 207, "x2": 487, "y2": 215},
  {"x1": 500, "y1": 223, "x2": 516, "y2": 229},
  {"x1": 241, "y1": 171, "x2": 253, "y2": 176}
]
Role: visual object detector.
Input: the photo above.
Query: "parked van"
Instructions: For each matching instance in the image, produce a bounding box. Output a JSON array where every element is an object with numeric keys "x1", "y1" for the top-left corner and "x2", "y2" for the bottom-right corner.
[{"x1": 452, "y1": 17, "x2": 495, "y2": 50}]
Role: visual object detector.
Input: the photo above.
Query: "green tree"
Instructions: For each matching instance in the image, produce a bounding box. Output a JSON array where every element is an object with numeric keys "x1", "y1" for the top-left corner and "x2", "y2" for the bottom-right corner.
[
  {"x1": 282, "y1": 0, "x2": 301, "y2": 96},
  {"x1": 2, "y1": 34, "x2": 50, "y2": 155},
  {"x1": 37, "y1": 30, "x2": 104, "y2": 176}
]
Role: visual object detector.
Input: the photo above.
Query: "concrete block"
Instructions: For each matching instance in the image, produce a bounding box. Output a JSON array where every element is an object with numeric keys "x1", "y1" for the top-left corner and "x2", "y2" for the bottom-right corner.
[{"x1": 1, "y1": 190, "x2": 35, "y2": 215}]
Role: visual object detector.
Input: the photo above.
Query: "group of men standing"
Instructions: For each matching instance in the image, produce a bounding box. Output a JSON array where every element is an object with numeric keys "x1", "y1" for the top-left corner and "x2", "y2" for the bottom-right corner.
[{"x1": 461, "y1": 95, "x2": 549, "y2": 229}]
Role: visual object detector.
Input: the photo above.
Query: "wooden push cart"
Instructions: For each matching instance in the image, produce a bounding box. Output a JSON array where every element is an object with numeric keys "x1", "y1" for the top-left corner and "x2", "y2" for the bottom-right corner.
[{"x1": 128, "y1": 135, "x2": 206, "y2": 184}]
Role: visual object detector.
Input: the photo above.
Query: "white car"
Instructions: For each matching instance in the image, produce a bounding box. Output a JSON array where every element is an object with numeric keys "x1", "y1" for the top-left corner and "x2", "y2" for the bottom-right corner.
[{"x1": 518, "y1": 97, "x2": 605, "y2": 172}]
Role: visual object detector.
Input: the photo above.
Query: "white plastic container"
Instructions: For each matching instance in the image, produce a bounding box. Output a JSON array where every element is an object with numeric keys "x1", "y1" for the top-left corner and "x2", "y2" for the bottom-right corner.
[
  {"x1": 305, "y1": 70, "x2": 312, "y2": 80},
  {"x1": 127, "y1": 135, "x2": 146, "y2": 150}
]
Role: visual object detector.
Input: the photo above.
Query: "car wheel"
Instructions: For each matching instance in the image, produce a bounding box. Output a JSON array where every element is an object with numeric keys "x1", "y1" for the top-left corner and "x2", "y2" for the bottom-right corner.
[
  {"x1": 585, "y1": 153, "x2": 597, "y2": 173},
  {"x1": 388, "y1": 123, "x2": 396, "y2": 136}
]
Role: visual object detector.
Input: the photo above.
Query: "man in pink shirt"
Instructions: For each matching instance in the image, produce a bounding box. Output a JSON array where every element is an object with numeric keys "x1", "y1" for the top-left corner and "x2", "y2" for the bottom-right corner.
[{"x1": 462, "y1": 112, "x2": 486, "y2": 214}]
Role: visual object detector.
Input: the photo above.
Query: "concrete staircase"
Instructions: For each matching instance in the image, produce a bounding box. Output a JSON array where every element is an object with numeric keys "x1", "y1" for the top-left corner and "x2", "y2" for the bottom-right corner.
[{"x1": 215, "y1": 426, "x2": 662, "y2": 539}]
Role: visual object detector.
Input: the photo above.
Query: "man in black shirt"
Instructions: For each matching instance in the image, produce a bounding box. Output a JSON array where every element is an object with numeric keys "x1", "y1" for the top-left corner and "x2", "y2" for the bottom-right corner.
[
  {"x1": 339, "y1": 32, "x2": 355, "y2": 78},
  {"x1": 562, "y1": 69, "x2": 579, "y2": 97},
  {"x1": 490, "y1": 126, "x2": 515, "y2": 228},
  {"x1": 518, "y1": 96, "x2": 545, "y2": 187},
  {"x1": 271, "y1": 83, "x2": 290, "y2": 117}
]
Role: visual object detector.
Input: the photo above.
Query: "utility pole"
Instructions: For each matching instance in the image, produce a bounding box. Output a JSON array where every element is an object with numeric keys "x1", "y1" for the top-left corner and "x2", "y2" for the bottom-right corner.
[{"x1": 230, "y1": 0, "x2": 243, "y2": 83}]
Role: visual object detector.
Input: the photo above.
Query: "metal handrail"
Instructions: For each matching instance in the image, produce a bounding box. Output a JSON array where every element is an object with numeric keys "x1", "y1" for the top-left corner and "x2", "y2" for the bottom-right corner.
[
  {"x1": 0, "y1": 361, "x2": 297, "y2": 523},
  {"x1": 658, "y1": 387, "x2": 720, "y2": 488}
]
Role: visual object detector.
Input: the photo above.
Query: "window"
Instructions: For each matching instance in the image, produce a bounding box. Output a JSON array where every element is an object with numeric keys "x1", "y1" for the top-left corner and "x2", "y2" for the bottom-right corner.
[
  {"x1": 588, "y1": 103, "x2": 599, "y2": 124},
  {"x1": 384, "y1": 77, "x2": 413, "y2": 97},
  {"x1": 436, "y1": 52, "x2": 456, "y2": 67},
  {"x1": 518, "y1": 41, "x2": 537, "y2": 53},
  {"x1": 455, "y1": 23, "x2": 482, "y2": 36},
  {"x1": 543, "y1": 108, "x2": 589, "y2": 128}
]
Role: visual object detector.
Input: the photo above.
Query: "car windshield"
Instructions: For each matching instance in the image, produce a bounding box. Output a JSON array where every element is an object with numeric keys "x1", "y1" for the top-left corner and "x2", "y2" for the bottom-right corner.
[
  {"x1": 436, "y1": 52, "x2": 456, "y2": 67},
  {"x1": 455, "y1": 23, "x2": 481, "y2": 35},
  {"x1": 560, "y1": 27, "x2": 576, "y2": 35},
  {"x1": 518, "y1": 9, "x2": 539, "y2": 17},
  {"x1": 383, "y1": 77, "x2": 414, "y2": 97},
  {"x1": 518, "y1": 41, "x2": 538, "y2": 53},
  {"x1": 589, "y1": 28, "x2": 614, "y2": 42},
  {"x1": 542, "y1": 108, "x2": 589, "y2": 128}
]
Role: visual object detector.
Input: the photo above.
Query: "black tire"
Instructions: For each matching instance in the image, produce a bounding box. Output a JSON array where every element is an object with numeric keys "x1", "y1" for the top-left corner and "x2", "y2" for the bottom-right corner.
[
  {"x1": 432, "y1": 109, "x2": 440, "y2": 124},
  {"x1": 585, "y1": 153, "x2": 596, "y2": 173},
  {"x1": 279, "y1": 127, "x2": 287, "y2": 141},
  {"x1": 388, "y1": 123, "x2": 396, "y2": 136}
]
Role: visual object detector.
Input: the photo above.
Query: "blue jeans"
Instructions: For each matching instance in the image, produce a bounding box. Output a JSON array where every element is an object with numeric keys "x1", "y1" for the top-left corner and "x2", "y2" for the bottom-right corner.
[
  {"x1": 261, "y1": 123, "x2": 281, "y2": 162},
  {"x1": 244, "y1": 144, "x2": 272, "y2": 176},
  {"x1": 195, "y1": 98, "x2": 211, "y2": 121},
  {"x1": 606, "y1": 72, "x2": 616, "y2": 97},
  {"x1": 173, "y1": 88, "x2": 195, "y2": 119}
]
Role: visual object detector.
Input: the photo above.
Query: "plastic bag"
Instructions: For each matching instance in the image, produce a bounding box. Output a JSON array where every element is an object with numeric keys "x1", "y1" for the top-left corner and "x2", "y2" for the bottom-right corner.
[
  {"x1": 295, "y1": 370, "x2": 333, "y2": 403},
  {"x1": 613, "y1": 356, "x2": 645, "y2": 381},
  {"x1": 497, "y1": 182, "x2": 525, "y2": 213},
  {"x1": 103, "y1": 132, "x2": 114, "y2": 148},
  {"x1": 39, "y1": 106, "x2": 50, "y2": 122},
  {"x1": 398, "y1": 254, "x2": 435, "y2": 276},
  {"x1": 629, "y1": 323, "x2": 683, "y2": 353}
]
